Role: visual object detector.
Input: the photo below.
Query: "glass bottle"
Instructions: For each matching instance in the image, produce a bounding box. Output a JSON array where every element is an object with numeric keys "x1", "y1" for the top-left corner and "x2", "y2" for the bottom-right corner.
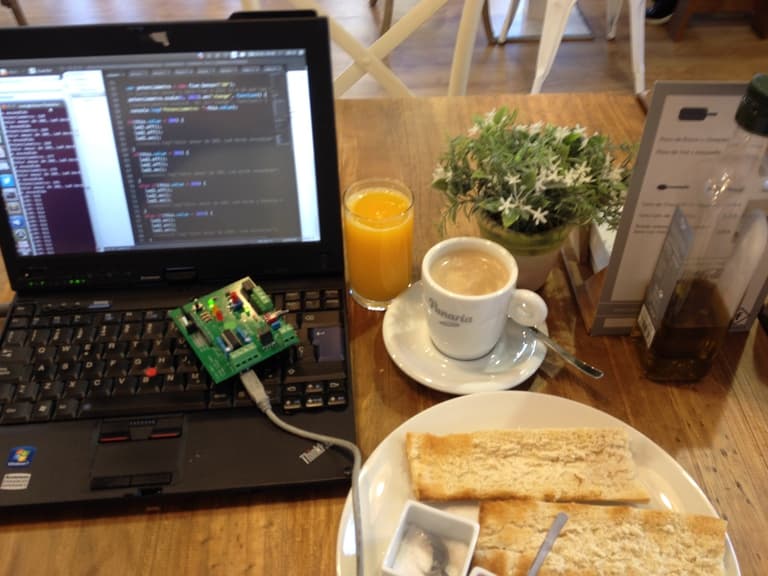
[{"x1": 636, "y1": 74, "x2": 768, "y2": 381}]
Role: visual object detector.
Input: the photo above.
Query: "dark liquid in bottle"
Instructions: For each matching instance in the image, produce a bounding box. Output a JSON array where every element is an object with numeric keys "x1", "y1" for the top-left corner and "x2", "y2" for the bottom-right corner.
[{"x1": 639, "y1": 277, "x2": 731, "y2": 381}]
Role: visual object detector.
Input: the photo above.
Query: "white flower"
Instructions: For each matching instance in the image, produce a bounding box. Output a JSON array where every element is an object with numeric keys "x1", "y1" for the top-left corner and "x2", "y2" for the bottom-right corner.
[
  {"x1": 552, "y1": 126, "x2": 571, "y2": 143},
  {"x1": 607, "y1": 165, "x2": 625, "y2": 182},
  {"x1": 529, "y1": 207, "x2": 549, "y2": 226},
  {"x1": 562, "y1": 169, "x2": 578, "y2": 187},
  {"x1": 601, "y1": 153, "x2": 625, "y2": 182},
  {"x1": 574, "y1": 126, "x2": 589, "y2": 149},
  {"x1": 432, "y1": 165, "x2": 449, "y2": 182},
  {"x1": 572, "y1": 161, "x2": 593, "y2": 185},
  {"x1": 537, "y1": 161, "x2": 562, "y2": 191},
  {"x1": 434, "y1": 106, "x2": 631, "y2": 235},
  {"x1": 483, "y1": 108, "x2": 498, "y2": 124},
  {"x1": 519, "y1": 121, "x2": 543, "y2": 136},
  {"x1": 498, "y1": 194, "x2": 517, "y2": 214},
  {"x1": 505, "y1": 174, "x2": 522, "y2": 186}
]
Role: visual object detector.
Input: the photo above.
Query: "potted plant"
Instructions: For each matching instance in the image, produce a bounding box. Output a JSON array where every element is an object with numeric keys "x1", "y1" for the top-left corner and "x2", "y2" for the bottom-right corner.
[{"x1": 432, "y1": 107, "x2": 634, "y2": 289}]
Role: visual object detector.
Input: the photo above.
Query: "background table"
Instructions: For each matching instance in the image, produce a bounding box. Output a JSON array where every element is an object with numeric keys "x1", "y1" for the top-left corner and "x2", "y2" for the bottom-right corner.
[{"x1": 0, "y1": 93, "x2": 766, "y2": 575}]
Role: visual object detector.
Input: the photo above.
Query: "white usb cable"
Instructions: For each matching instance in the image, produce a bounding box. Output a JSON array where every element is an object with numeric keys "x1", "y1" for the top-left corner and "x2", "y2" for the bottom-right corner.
[{"x1": 240, "y1": 369, "x2": 365, "y2": 576}]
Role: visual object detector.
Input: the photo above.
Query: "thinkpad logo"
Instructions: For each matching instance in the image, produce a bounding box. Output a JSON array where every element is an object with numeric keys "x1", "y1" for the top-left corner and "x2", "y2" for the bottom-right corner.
[
  {"x1": 299, "y1": 442, "x2": 329, "y2": 464},
  {"x1": 148, "y1": 31, "x2": 170, "y2": 47}
]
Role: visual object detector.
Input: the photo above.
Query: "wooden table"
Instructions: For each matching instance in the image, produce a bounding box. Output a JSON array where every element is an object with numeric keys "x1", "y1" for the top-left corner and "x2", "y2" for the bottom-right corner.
[{"x1": 1, "y1": 93, "x2": 766, "y2": 575}]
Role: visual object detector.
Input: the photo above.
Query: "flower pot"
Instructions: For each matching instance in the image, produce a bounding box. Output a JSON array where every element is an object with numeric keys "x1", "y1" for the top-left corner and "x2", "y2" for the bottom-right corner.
[{"x1": 476, "y1": 211, "x2": 571, "y2": 291}]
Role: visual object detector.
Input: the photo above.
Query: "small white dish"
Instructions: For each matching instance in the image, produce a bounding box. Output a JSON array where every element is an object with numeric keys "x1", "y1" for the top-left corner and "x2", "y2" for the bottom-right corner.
[
  {"x1": 382, "y1": 281, "x2": 547, "y2": 394},
  {"x1": 468, "y1": 567, "x2": 496, "y2": 576},
  {"x1": 382, "y1": 499, "x2": 479, "y2": 576}
]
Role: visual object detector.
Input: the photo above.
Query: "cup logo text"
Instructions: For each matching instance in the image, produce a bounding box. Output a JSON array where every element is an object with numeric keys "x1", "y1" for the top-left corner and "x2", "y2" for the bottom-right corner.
[{"x1": 428, "y1": 297, "x2": 473, "y2": 327}]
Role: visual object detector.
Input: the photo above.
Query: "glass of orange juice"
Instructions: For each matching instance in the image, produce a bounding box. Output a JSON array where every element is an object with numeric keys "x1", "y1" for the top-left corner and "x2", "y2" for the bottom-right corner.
[{"x1": 343, "y1": 178, "x2": 414, "y2": 310}]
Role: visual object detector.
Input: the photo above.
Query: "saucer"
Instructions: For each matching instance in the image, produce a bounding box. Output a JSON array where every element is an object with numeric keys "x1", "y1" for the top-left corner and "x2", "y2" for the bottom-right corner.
[{"x1": 382, "y1": 281, "x2": 547, "y2": 394}]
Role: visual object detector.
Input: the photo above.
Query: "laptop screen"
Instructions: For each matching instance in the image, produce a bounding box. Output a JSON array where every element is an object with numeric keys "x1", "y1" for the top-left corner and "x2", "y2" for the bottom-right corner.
[
  {"x1": 0, "y1": 18, "x2": 343, "y2": 291},
  {"x1": 0, "y1": 49, "x2": 320, "y2": 258}
]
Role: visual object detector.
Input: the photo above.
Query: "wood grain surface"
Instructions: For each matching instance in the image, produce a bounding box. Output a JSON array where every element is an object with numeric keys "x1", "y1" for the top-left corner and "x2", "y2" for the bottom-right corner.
[
  {"x1": 0, "y1": 93, "x2": 766, "y2": 575},
  {"x1": 0, "y1": 0, "x2": 765, "y2": 97}
]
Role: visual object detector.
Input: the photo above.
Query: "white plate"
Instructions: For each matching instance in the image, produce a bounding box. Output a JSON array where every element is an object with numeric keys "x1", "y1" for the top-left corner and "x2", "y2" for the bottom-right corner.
[
  {"x1": 335, "y1": 391, "x2": 740, "y2": 576},
  {"x1": 382, "y1": 281, "x2": 547, "y2": 394}
]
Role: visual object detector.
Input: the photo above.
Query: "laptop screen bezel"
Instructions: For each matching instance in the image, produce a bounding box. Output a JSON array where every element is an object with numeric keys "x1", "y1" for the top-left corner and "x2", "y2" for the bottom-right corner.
[{"x1": 0, "y1": 17, "x2": 344, "y2": 293}]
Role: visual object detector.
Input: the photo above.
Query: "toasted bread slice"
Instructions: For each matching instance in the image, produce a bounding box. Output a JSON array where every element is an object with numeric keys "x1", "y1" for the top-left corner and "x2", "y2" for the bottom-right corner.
[
  {"x1": 474, "y1": 499, "x2": 727, "y2": 576},
  {"x1": 405, "y1": 428, "x2": 649, "y2": 502}
]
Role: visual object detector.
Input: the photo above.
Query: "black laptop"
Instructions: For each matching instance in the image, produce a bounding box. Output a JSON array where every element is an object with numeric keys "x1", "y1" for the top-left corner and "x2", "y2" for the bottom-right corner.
[{"x1": 0, "y1": 15, "x2": 357, "y2": 507}]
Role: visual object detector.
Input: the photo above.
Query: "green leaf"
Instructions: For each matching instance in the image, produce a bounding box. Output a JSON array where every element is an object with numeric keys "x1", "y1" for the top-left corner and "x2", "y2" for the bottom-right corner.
[{"x1": 431, "y1": 106, "x2": 635, "y2": 234}]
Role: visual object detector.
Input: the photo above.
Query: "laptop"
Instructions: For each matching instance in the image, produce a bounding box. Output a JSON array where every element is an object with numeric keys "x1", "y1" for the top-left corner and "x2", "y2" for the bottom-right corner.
[{"x1": 0, "y1": 15, "x2": 357, "y2": 507}]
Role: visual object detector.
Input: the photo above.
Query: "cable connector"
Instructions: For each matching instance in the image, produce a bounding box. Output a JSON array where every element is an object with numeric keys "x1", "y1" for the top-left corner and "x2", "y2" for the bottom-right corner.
[
  {"x1": 239, "y1": 369, "x2": 272, "y2": 413},
  {"x1": 238, "y1": 368, "x2": 365, "y2": 575}
]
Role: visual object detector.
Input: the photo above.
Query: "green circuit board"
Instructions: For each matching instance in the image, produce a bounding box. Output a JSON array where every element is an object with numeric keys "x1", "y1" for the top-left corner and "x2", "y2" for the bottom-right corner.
[{"x1": 169, "y1": 277, "x2": 299, "y2": 384}]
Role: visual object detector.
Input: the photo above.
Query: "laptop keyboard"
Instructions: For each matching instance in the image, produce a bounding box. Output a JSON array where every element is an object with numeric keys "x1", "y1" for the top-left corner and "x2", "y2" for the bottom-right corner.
[{"x1": 0, "y1": 288, "x2": 348, "y2": 425}]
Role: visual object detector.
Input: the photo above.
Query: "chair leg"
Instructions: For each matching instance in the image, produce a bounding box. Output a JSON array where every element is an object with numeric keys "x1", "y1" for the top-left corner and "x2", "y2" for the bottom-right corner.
[
  {"x1": 531, "y1": 0, "x2": 577, "y2": 93},
  {"x1": 1, "y1": 0, "x2": 28, "y2": 25},
  {"x1": 448, "y1": 0, "x2": 486, "y2": 95},
  {"x1": 497, "y1": 0, "x2": 523, "y2": 44},
  {"x1": 627, "y1": 0, "x2": 646, "y2": 94},
  {"x1": 606, "y1": 0, "x2": 622, "y2": 39},
  {"x1": 380, "y1": 0, "x2": 394, "y2": 35},
  {"x1": 667, "y1": 0, "x2": 695, "y2": 41},
  {"x1": 481, "y1": 0, "x2": 495, "y2": 44}
]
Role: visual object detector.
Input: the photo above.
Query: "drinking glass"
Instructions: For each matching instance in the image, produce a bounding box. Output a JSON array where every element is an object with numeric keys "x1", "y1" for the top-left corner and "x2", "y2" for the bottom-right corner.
[{"x1": 343, "y1": 178, "x2": 414, "y2": 310}]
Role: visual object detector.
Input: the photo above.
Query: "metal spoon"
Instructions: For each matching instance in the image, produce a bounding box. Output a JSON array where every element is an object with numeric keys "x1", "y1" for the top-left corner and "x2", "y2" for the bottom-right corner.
[{"x1": 511, "y1": 319, "x2": 604, "y2": 379}]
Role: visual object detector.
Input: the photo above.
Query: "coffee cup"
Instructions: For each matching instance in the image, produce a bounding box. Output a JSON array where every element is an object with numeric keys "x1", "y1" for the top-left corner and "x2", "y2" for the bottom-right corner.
[{"x1": 421, "y1": 237, "x2": 548, "y2": 360}]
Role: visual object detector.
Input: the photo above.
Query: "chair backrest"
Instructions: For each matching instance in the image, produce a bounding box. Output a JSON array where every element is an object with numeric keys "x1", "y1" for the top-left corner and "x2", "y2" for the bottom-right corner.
[{"x1": 241, "y1": 0, "x2": 489, "y2": 97}]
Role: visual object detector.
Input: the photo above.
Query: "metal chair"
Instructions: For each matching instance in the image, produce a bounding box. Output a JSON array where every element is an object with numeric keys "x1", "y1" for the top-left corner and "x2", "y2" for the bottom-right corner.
[
  {"x1": 500, "y1": 0, "x2": 646, "y2": 94},
  {"x1": 1, "y1": 0, "x2": 27, "y2": 25},
  {"x1": 242, "y1": 0, "x2": 487, "y2": 97},
  {"x1": 372, "y1": 0, "x2": 495, "y2": 43}
]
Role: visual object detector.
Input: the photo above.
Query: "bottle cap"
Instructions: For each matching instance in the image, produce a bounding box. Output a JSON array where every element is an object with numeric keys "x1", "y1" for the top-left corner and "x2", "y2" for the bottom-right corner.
[{"x1": 735, "y1": 73, "x2": 768, "y2": 136}]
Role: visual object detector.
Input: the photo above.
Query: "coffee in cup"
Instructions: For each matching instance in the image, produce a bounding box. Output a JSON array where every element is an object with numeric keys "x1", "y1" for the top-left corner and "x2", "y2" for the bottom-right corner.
[
  {"x1": 421, "y1": 237, "x2": 547, "y2": 360},
  {"x1": 429, "y1": 248, "x2": 510, "y2": 296}
]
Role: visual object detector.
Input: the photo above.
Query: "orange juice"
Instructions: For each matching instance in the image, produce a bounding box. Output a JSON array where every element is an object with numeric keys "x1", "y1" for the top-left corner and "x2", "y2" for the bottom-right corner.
[{"x1": 343, "y1": 181, "x2": 414, "y2": 309}]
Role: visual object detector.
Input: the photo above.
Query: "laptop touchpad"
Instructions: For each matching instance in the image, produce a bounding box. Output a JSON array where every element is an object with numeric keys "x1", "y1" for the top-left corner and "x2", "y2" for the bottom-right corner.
[{"x1": 90, "y1": 416, "x2": 184, "y2": 491}]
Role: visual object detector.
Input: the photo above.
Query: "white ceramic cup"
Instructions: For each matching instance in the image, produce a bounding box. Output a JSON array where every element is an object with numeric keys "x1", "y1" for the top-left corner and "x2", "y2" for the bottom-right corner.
[{"x1": 421, "y1": 237, "x2": 548, "y2": 360}]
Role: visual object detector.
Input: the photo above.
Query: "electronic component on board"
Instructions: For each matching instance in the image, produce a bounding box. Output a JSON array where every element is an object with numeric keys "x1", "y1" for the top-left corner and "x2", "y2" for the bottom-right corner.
[
  {"x1": 168, "y1": 276, "x2": 299, "y2": 383},
  {"x1": 221, "y1": 328, "x2": 241, "y2": 351}
]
